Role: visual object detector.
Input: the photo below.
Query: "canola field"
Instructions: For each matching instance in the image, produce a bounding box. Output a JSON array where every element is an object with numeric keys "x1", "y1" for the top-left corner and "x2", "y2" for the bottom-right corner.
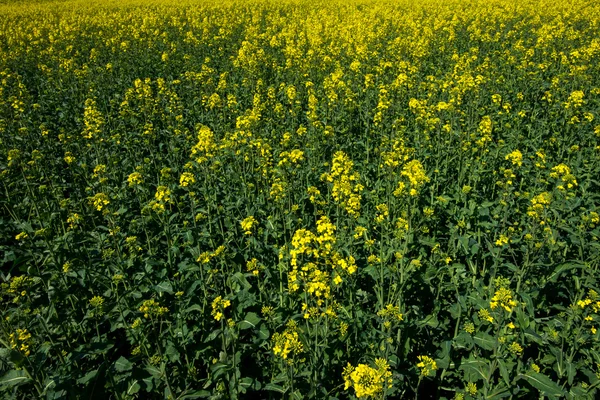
[{"x1": 1, "y1": 0, "x2": 600, "y2": 398}]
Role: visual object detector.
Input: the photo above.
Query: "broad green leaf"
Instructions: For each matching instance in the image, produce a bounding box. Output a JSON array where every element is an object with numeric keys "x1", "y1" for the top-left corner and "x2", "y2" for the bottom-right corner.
[
  {"x1": 238, "y1": 312, "x2": 261, "y2": 330},
  {"x1": 179, "y1": 390, "x2": 211, "y2": 399},
  {"x1": 115, "y1": 356, "x2": 133, "y2": 372},
  {"x1": 0, "y1": 370, "x2": 30, "y2": 387},
  {"x1": 156, "y1": 281, "x2": 173, "y2": 294},
  {"x1": 165, "y1": 342, "x2": 180, "y2": 363},
  {"x1": 474, "y1": 331, "x2": 495, "y2": 351},
  {"x1": 127, "y1": 380, "x2": 141, "y2": 395},
  {"x1": 459, "y1": 358, "x2": 489, "y2": 382},
  {"x1": 520, "y1": 372, "x2": 564, "y2": 398},
  {"x1": 76, "y1": 369, "x2": 98, "y2": 385},
  {"x1": 184, "y1": 304, "x2": 202, "y2": 313},
  {"x1": 264, "y1": 383, "x2": 286, "y2": 393},
  {"x1": 485, "y1": 382, "x2": 511, "y2": 399}
]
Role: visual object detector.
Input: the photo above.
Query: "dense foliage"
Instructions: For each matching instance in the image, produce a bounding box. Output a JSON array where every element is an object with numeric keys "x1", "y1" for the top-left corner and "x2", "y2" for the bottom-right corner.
[{"x1": 1, "y1": 0, "x2": 600, "y2": 398}]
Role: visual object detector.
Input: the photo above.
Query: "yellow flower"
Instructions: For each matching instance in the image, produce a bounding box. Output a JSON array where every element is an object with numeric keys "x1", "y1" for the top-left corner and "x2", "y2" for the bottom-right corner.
[
  {"x1": 179, "y1": 172, "x2": 196, "y2": 187},
  {"x1": 505, "y1": 150, "x2": 523, "y2": 167},
  {"x1": 241, "y1": 216, "x2": 257, "y2": 235},
  {"x1": 64, "y1": 152, "x2": 75, "y2": 164},
  {"x1": 89, "y1": 296, "x2": 104, "y2": 308},
  {"x1": 9, "y1": 328, "x2": 33, "y2": 357},
  {"x1": 15, "y1": 232, "x2": 28, "y2": 240},
  {"x1": 211, "y1": 296, "x2": 231, "y2": 321},
  {"x1": 272, "y1": 320, "x2": 304, "y2": 362},
  {"x1": 139, "y1": 299, "x2": 168, "y2": 319},
  {"x1": 343, "y1": 358, "x2": 392, "y2": 398},
  {"x1": 495, "y1": 234, "x2": 510, "y2": 246},
  {"x1": 154, "y1": 186, "x2": 171, "y2": 203},
  {"x1": 508, "y1": 342, "x2": 523, "y2": 355},
  {"x1": 478, "y1": 308, "x2": 494, "y2": 323},
  {"x1": 490, "y1": 287, "x2": 518, "y2": 312},
  {"x1": 377, "y1": 304, "x2": 404, "y2": 322},
  {"x1": 127, "y1": 172, "x2": 143, "y2": 187},
  {"x1": 466, "y1": 382, "x2": 477, "y2": 396},
  {"x1": 89, "y1": 192, "x2": 110, "y2": 211},
  {"x1": 464, "y1": 322, "x2": 475, "y2": 334},
  {"x1": 416, "y1": 355, "x2": 438, "y2": 377}
]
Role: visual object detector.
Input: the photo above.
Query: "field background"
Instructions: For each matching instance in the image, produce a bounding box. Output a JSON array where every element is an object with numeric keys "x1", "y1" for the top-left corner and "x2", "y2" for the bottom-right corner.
[{"x1": 1, "y1": 0, "x2": 600, "y2": 398}]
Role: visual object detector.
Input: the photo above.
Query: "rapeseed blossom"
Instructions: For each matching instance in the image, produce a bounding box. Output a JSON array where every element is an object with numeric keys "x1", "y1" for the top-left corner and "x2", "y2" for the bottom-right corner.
[{"x1": 343, "y1": 358, "x2": 392, "y2": 398}]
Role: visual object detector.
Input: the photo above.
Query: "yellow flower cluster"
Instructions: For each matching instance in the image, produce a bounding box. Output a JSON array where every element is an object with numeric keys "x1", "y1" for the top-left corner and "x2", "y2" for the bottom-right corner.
[
  {"x1": 505, "y1": 150, "x2": 523, "y2": 167},
  {"x1": 490, "y1": 287, "x2": 518, "y2": 312},
  {"x1": 343, "y1": 358, "x2": 392, "y2": 399},
  {"x1": 211, "y1": 296, "x2": 231, "y2": 321},
  {"x1": 64, "y1": 152, "x2": 75, "y2": 164},
  {"x1": 272, "y1": 320, "x2": 304, "y2": 362},
  {"x1": 179, "y1": 172, "x2": 195, "y2": 187},
  {"x1": 246, "y1": 258, "x2": 263, "y2": 276},
  {"x1": 495, "y1": 234, "x2": 510, "y2": 247},
  {"x1": 416, "y1": 355, "x2": 438, "y2": 377},
  {"x1": 89, "y1": 295, "x2": 104, "y2": 308},
  {"x1": 9, "y1": 328, "x2": 33, "y2": 357},
  {"x1": 375, "y1": 203, "x2": 389, "y2": 224},
  {"x1": 549, "y1": 163, "x2": 577, "y2": 192},
  {"x1": 190, "y1": 124, "x2": 217, "y2": 164},
  {"x1": 88, "y1": 192, "x2": 110, "y2": 211},
  {"x1": 380, "y1": 138, "x2": 412, "y2": 169},
  {"x1": 277, "y1": 149, "x2": 304, "y2": 167},
  {"x1": 478, "y1": 308, "x2": 494, "y2": 323},
  {"x1": 92, "y1": 164, "x2": 106, "y2": 178},
  {"x1": 508, "y1": 342, "x2": 523, "y2": 356},
  {"x1": 527, "y1": 192, "x2": 551, "y2": 219},
  {"x1": 563, "y1": 90, "x2": 584, "y2": 109},
  {"x1": 82, "y1": 98, "x2": 103, "y2": 140},
  {"x1": 288, "y1": 216, "x2": 352, "y2": 299},
  {"x1": 395, "y1": 160, "x2": 429, "y2": 197},
  {"x1": 127, "y1": 171, "x2": 143, "y2": 187},
  {"x1": 67, "y1": 213, "x2": 81, "y2": 229},
  {"x1": 377, "y1": 304, "x2": 404, "y2": 322},
  {"x1": 154, "y1": 186, "x2": 171, "y2": 202},
  {"x1": 139, "y1": 299, "x2": 169, "y2": 319},
  {"x1": 322, "y1": 151, "x2": 363, "y2": 218},
  {"x1": 240, "y1": 216, "x2": 257, "y2": 235},
  {"x1": 477, "y1": 116, "x2": 493, "y2": 147},
  {"x1": 196, "y1": 245, "x2": 226, "y2": 264},
  {"x1": 4, "y1": 275, "x2": 32, "y2": 302},
  {"x1": 466, "y1": 382, "x2": 477, "y2": 396}
]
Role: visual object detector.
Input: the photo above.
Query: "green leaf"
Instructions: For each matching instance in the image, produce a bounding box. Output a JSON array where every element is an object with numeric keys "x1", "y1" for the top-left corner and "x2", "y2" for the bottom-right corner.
[
  {"x1": 127, "y1": 380, "x2": 141, "y2": 395},
  {"x1": 156, "y1": 281, "x2": 173, "y2": 294},
  {"x1": 473, "y1": 331, "x2": 496, "y2": 351},
  {"x1": 547, "y1": 263, "x2": 584, "y2": 284},
  {"x1": 566, "y1": 361, "x2": 576, "y2": 386},
  {"x1": 238, "y1": 312, "x2": 261, "y2": 330},
  {"x1": 165, "y1": 343, "x2": 180, "y2": 363},
  {"x1": 0, "y1": 370, "x2": 30, "y2": 387},
  {"x1": 258, "y1": 325, "x2": 270, "y2": 341},
  {"x1": 520, "y1": 372, "x2": 565, "y2": 398},
  {"x1": 184, "y1": 304, "x2": 203, "y2": 313},
  {"x1": 179, "y1": 390, "x2": 211, "y2": 399},
  {"x1": 485, "y1": 382, "x2": 511, "y2": 399},
  {"x1": 264, "y1": 383, "x2": 287, "y2": 393},
  {"x1": 77, "y1": 369, "x2": 98, "y2": 385},
  {"x1": 459, "y1": 357, "x2": 489, "y2": 382},
  {"x1": 145, "y1": 364, "x2": 162, "y2": 379},
  {"x1": 115, "y1": 356, "x2": 133, "y2": 372},
  {"x1": 497, "y1": 359, "x2": 514, "y2": 387}
]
